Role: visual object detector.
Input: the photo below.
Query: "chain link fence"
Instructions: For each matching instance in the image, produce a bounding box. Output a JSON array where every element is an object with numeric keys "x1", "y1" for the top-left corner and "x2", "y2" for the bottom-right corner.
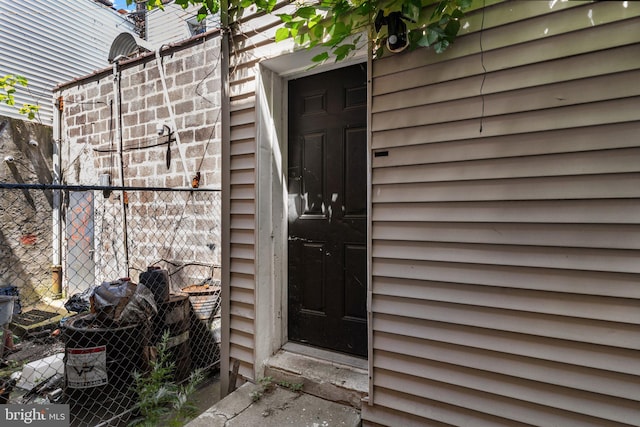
[{"x1": 0, "y1": 183, "x2": 222, "y2": 426}]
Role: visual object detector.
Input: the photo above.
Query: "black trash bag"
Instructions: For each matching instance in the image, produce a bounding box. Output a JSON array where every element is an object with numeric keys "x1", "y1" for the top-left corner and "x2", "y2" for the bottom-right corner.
[
  {"x1": 93, "y1": 278, "x2": 157, "y2": 325},
  {"x1": 64, "y1": 287, "x2": 93, "y2": 313}
]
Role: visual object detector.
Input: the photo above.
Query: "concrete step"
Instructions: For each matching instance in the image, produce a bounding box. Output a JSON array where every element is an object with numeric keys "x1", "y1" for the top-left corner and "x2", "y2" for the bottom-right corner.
[
  {"x1": 264, "y1": 346, "x2": 368, "y2": 409},
  {"x1": 186, "y1": 381, "x2": 361, "y2": 427}
]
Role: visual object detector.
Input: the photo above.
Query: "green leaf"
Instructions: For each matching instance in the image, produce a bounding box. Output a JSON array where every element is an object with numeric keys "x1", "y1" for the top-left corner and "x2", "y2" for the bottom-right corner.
[
  {"x1": 311, "y1": 52, "x2": 329, "y2": 62},
  {"x1": 313, "y1": 24, "x2": 324, "y2": 38},
  {"x1": 333, "y1": 43, "x2": 355, "y2": 61},
  {"x1": 402, "y1": 0, "x2": 421, "y2": 23},
  {"x1": 275, "y1": 27, "x2": 290, "y2": 42},
  {"x1": 278, "y1": 13, "x2": 293, "y2": 23},
  {"x1": 416, "y1": 32, "x2": 431, "y2": 47},
  {"x1": 451, "y1": 8, "x2": 465, "y2": 19},
  {"x1": 427, "y1": 27, "x2": 440, "y2": 45},
  {"x1": 433, "y1": 39, "x2": 450, "y2": 53},
  {"x1": 431, "y1": 0, "x2": 448, "y2": 19},
  {"x1": 444, "y1": 19, "x2": 460, "y2": 37},
  {"x1": 296, "y1": 6, "x2": 316, "y2": 19}
]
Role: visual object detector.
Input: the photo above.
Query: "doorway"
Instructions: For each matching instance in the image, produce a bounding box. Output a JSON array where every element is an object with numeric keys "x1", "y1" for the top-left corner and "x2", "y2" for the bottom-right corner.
[{"x1": 287, "y1": 64, "x2": 368, "y2": 357}]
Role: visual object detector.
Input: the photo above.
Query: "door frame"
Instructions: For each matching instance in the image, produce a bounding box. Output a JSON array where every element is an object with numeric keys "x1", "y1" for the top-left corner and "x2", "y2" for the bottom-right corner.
[{"x1": 253, "y1": 43, "x2": 372, "y2": 375}]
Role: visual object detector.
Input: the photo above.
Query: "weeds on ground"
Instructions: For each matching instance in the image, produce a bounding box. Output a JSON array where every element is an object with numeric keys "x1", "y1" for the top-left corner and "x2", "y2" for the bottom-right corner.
[
  {"x1": 129, "y1": 331, "x2": 204, "y2": 427},
  {"x1": 250, "y1": 376, "x2": 303, "y2": 402}
]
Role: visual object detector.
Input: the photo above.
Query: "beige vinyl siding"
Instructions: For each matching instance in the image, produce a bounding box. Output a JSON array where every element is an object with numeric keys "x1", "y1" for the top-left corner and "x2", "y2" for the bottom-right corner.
[
  {"x1": 364, "y1": 0, "x2": 640, "y2": 425},
  {"x1": 228, "y1": 88, "x2": 257, "y2": 379},
  {"x1": 226, "y1": 3, "x2": 292, "y2": 379}
]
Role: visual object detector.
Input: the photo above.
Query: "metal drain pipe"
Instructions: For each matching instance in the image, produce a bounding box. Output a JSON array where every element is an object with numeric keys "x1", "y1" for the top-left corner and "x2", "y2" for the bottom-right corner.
[{"x1": 112, "y1": 58, "x2": 130, "y2": 275}]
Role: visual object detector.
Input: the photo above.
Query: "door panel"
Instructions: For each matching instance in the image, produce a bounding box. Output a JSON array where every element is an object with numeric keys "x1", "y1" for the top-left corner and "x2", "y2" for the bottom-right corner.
[{"x1": 288, "y1": 64, "x2": 368, "y2": 357}]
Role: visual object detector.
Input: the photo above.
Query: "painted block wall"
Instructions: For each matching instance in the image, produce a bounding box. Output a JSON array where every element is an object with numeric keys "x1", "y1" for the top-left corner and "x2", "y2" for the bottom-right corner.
[{"x1": 54, "y1": 33, "x2": 222, "y2": 290}]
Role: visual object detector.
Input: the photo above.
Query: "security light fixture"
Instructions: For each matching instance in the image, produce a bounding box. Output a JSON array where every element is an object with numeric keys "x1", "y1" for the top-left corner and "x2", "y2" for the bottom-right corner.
[{"x1": 375, "y1": 11, "x2": 410, "y2": 53}]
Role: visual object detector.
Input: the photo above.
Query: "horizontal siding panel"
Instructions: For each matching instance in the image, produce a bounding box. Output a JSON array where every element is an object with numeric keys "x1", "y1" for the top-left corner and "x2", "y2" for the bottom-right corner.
[
  {"x1": 374, "y1": 70, "x2": 640, "y2": 123},
  {"x1": 230, "y1": 153, "x2": 256, "y2": 171},
  {"x1": 230, "y1": 243, "x2": 254, "y2": 260},
  {"x1": 362, "y1": 402, "x2": 456, "y2": 427},
  {"x1": 230, "y1": 184, "x2": 255, "y2": 200},
  {"x1": 230, "y1": 169, "x2": 255, "y2": 185},
  {"x1": 230, "y1": 301, "x2": 255, "y2": 319},
  {"x1": 230, "y1": 199, "x2": 255, "y2": 215},
  {"x1": 230, "y1": 79, "x2": 257, "y2": 98},
  {"x1": 373, "y1": 95, "x2": 640, "y2": 133},
  {"x1": 229, "y1": 342, "x2": 254, "y2": 365},
  {"x1": 230, "y1": 123, "x2": 256, "y2": 140},
  {"x1": 372, "y1": 222, "x2": 640, "y2": 250},
  {"x1": 370, "y1": 386, "x2": 519, "y2": 427},
  {"x1": 373, "y1": 314, "x2": 640, "y2": 377},
  {"x1": 372, "y1": 376, "x2": 618, "y2": 427},
  {"x1": 372, "y1": 100, "x2": 640, "y2": 148},
  {"x1": 372, "y1": 258, "x2": 640, "y2": 299},
  {"x1": 231, "y1": 287, "x2": 254, "y2": 305},
  {"x1": 230, "y1": 258, "x2": 255, "y2": 275},
  {"x1": 373, "y1": 44, "x2": 640, "y2": 103},
  {"x1": 373, "y1": 147, "x2": 640, "y2": 184},
  {"x1": 230, "y1": 107, "x2": 255, "y2": 127},
  {"x1": 372, "y1": 199, "x2": 640, "y2": 224},
  {"x1": 372, "y1": 123, "x2": 640, "y2": 168},
  {"x1": 371, "y1": 294, "x2": 639, "y2": 349},
  {"x1": 374, "y1": 354, "x2": 640, "y2": 425},
  {"x1": 228, "y1": 329, "x2": 253, "y2": 349},
  {"x1": 230, "y1": 138, "x2": 256, "y2": 156},
  {"x1": 373, "y1": 277, "x2": 638, "y2": 324},
  {"x1": 374, "y1": 332, "x2": 639, "y2": 400},
  {"x1": 229, "y1": 272, "x2": 255, "y2": 290},
  {"x1": 230, "y1": 313, "x2": 254, "y2": 334},
  {"x1": 372, "y1": 173, "x2": 640, "y2": 203},
  {"x1": 230, "y1": 229, "x2": 254, "y2": 245},
  {"x1": 230, "y1": 214, "x2": 255, "y2": 230},
  {"x1": 372, "y1": 240, "x2": 640, "y2": 274},
  {"x1": 230, "y1": 95, "x2": 256, "y2": 112}
]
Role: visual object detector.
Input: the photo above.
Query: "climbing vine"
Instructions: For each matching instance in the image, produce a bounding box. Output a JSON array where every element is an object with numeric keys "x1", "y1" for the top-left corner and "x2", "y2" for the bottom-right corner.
[
  {"x1": 0, "y1": 74, "x2": 39, "y2": 120},
  {"x1": 133, "y1": 0, "x2": 472, "y2": 61}
]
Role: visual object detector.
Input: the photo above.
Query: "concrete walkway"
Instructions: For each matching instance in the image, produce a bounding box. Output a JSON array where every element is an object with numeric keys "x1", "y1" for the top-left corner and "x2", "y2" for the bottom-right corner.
[{"x1": 186, "y1": 381, "x2": 361, "y2": 427}]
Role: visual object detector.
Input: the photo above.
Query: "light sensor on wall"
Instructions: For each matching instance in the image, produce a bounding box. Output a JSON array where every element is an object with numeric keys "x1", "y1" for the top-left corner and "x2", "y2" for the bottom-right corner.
[{"x1": 4, "y1": 156, "x2": 14, "y2": 163}]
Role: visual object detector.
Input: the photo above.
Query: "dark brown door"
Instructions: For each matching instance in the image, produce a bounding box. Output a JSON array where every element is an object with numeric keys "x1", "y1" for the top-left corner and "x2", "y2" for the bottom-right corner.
[{"x1": 287, "y1": 64, "x2": 368, "y2": 357}]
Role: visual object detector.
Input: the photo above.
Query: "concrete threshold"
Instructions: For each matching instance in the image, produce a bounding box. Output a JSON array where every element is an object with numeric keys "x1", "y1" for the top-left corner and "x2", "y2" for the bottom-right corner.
[
  {"x1": 186, "y1": 381, "x2": 361, "y2": 427},
  {"x1": 264, "y1": 344, "x2": 368, "y2": 409}
]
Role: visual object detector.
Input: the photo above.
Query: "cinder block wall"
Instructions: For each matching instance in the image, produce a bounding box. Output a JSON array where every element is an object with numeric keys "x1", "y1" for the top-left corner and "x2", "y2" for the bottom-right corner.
[
  {"x1": 55, "y1": 33, "x2": 222, "y2": 290},
  {"x1": 58, "y1": 34, "x2": 222, "y2": 189}
]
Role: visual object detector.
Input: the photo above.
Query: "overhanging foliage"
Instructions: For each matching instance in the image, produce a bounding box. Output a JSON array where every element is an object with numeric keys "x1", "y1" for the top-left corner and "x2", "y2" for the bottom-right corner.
[{"x1": 133, "y1": 0, "x2": 472, "y2": 62}]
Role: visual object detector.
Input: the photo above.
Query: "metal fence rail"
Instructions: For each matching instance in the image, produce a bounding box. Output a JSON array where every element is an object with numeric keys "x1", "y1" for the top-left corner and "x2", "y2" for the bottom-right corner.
[{"x1": 0, "y1": 183, "x2": 222, "y2": 426}]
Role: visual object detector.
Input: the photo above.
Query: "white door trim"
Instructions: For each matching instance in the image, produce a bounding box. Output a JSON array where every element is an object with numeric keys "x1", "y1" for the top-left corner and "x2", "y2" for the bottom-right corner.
[{"x1": 253, "y1": 43, "x2": 368, "y2": 378}]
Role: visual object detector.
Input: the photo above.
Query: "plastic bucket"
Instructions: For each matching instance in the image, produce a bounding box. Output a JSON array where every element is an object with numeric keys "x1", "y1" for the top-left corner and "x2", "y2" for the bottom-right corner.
[
  {"x1": 181, "y1": 282, "x2": 221, "y2": 321},
  {"x1": 62, "y1": 313, "x2": 143, "y2": 399}
]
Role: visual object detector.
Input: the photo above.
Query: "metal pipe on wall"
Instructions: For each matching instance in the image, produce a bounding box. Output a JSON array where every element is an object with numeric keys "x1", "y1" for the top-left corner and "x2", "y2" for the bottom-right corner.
[
  {"x1": 51, "y1": 96, "x2": 64, "y2": 298},
  {"x1": 112, "y1": 59, "x2": 130, "y2": 276}
]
